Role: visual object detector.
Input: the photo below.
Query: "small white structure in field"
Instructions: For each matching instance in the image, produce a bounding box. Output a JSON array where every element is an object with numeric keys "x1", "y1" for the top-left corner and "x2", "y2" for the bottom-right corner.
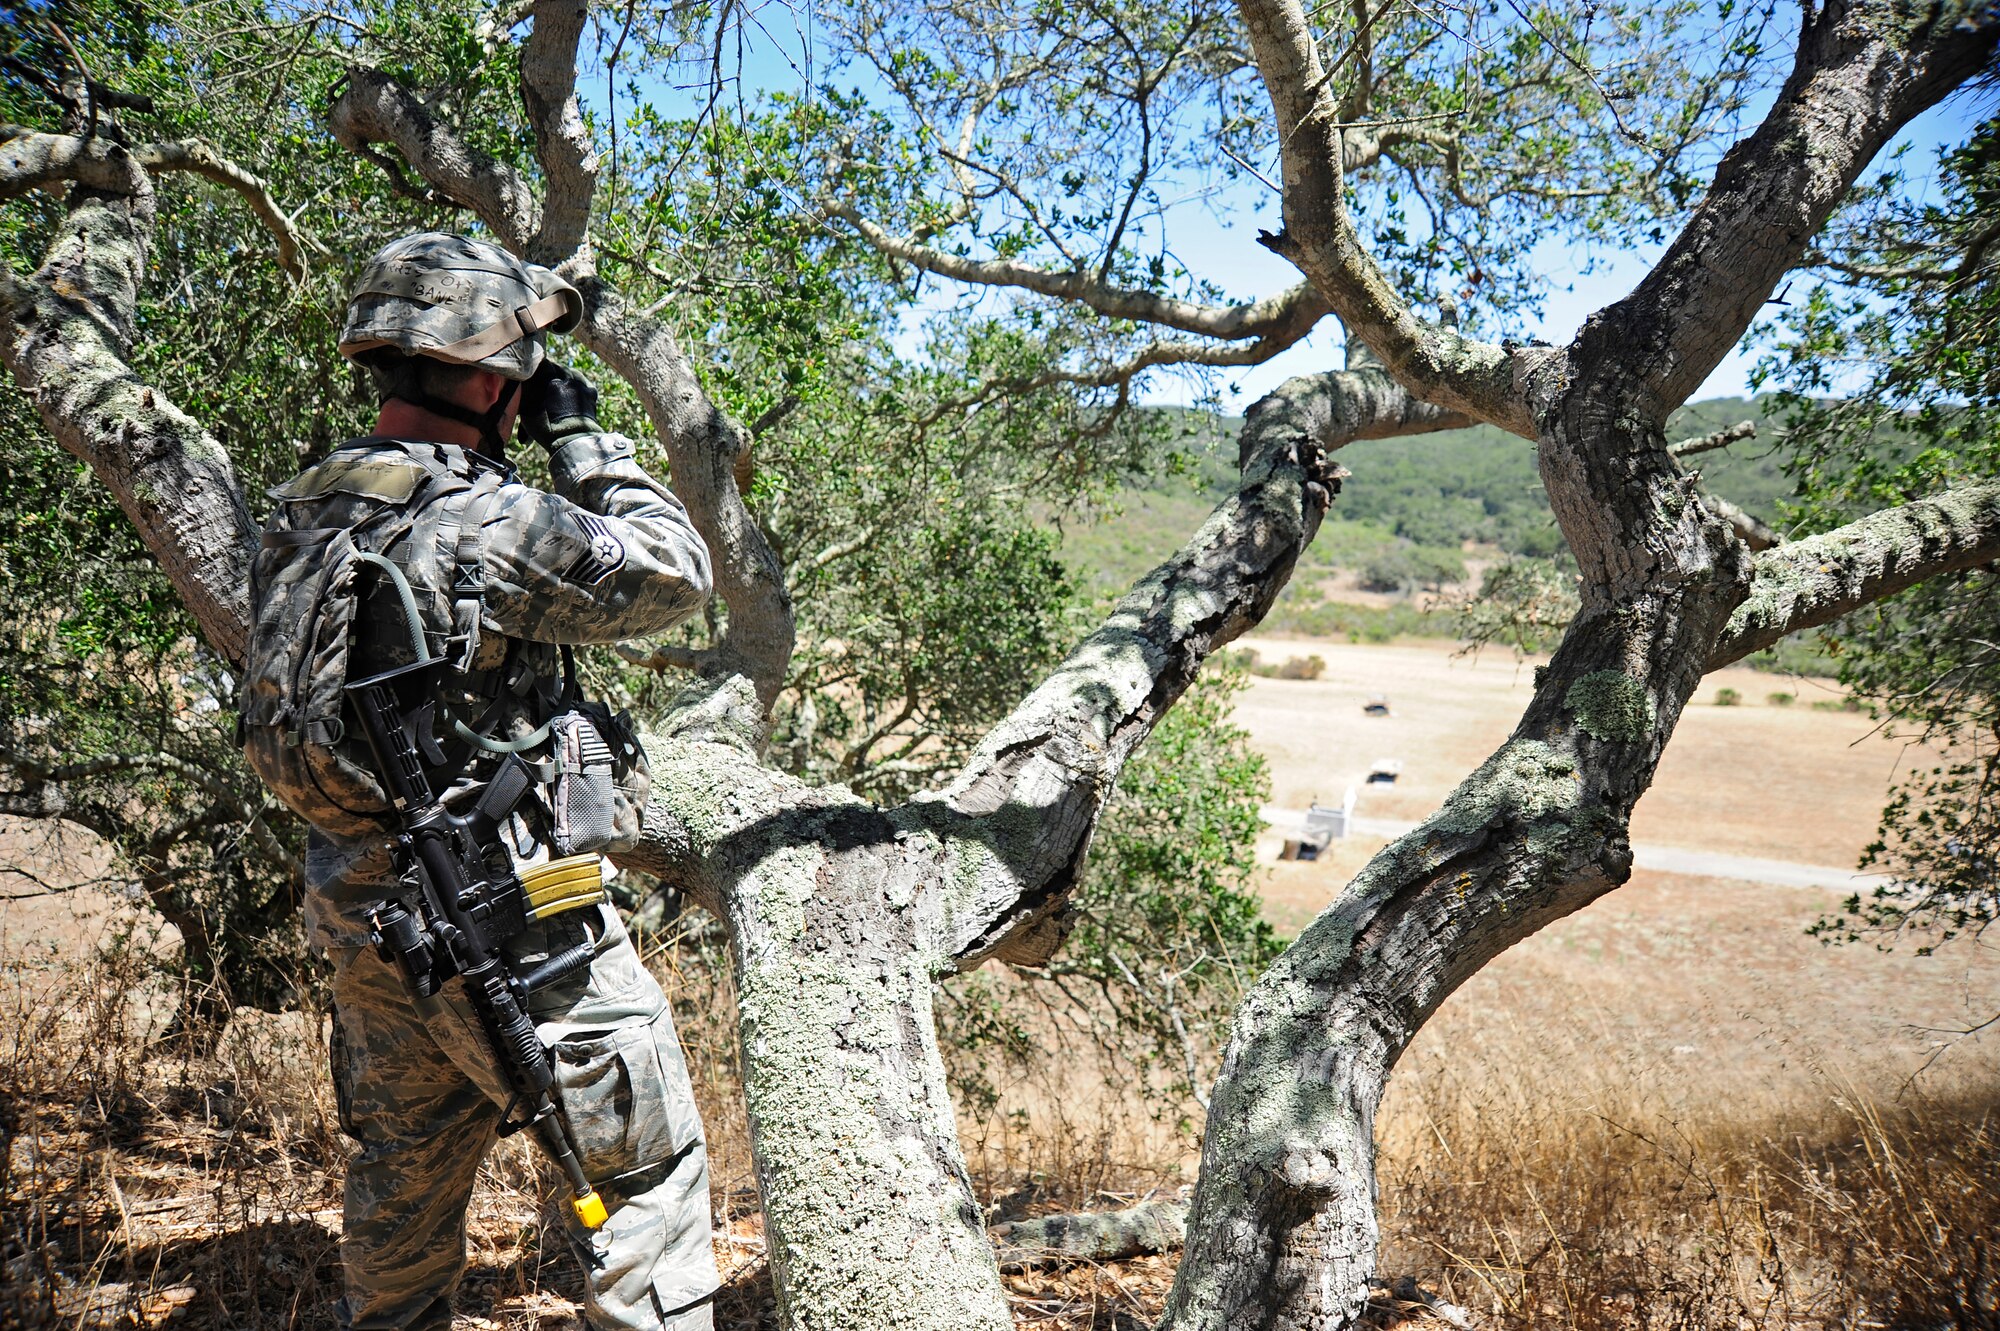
[
  {"x1": 1366, "y1": 758, "x2": 1404, "y2": 784},
  {"x1": 1286, "y1": 788, "x2": 1359, "y2": 861}
]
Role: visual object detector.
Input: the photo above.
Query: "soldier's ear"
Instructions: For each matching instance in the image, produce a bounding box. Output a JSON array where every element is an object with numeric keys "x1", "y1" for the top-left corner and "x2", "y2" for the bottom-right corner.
[{"x1": 465, "y1": 369, "x2": 509, "y2": 411}]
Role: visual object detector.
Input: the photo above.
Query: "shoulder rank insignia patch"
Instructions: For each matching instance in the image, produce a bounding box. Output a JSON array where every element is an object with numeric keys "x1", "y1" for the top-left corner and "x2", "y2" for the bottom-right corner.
[{"x1": 566, "y1": 511, "x2": 627, "y2": 584}]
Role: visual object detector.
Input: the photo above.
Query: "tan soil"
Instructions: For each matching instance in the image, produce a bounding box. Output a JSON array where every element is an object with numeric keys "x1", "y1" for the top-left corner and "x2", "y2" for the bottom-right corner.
[
  {"x1": 1231, "y1": 636, "x2": 1999, "y2": 1097},
  {"x1": 1232, "y1": 635, "x2": 1902, "y2": 868}
]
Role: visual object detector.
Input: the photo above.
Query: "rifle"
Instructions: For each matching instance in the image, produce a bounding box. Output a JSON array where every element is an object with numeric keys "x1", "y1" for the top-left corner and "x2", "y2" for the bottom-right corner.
[{"x1": 346, "y1": 654, "x2": 610, "y2": 1231}]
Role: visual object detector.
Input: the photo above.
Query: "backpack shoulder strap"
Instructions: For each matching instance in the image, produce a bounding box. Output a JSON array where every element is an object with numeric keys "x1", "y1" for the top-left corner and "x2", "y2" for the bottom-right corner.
[{"x1": 436, "y1": 468, "x2": 504, "y2": 670}]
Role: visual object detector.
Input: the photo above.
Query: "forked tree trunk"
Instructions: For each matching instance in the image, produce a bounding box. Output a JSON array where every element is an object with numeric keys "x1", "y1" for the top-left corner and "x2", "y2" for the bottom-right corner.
[
  {"x1": 614, "y1": 363, "x2": 1462, "y2": 1325},
  {"x1": 634, "y1": 732, "x2": 1016, "y2": 1326}
]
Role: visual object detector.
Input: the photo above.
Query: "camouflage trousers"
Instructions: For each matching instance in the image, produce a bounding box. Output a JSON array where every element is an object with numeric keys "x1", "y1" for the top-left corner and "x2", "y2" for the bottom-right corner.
[{"x1": 327, "y1": 902, "x2": 719, "y2": 1330}]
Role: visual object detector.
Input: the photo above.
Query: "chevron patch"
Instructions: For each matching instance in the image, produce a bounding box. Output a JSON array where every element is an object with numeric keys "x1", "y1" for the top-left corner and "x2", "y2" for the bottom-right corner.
[{"x1": 565, "y1": 511, "x2": 627, "y2": 584}]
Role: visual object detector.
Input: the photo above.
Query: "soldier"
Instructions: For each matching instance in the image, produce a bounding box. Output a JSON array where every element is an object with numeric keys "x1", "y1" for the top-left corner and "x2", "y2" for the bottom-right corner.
[{"x1": 240, "y1": 232, "x2": 720, "y2": 1330}]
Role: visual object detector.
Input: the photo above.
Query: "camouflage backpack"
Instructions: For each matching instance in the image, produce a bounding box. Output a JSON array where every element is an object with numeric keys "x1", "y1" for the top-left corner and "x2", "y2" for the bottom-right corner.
[
  {"x1": 239, "y1": 443, "x2": 497, "y2": 839},
  {"x1": 239, "y1": 441, "x2": 652, "y2": 852}
]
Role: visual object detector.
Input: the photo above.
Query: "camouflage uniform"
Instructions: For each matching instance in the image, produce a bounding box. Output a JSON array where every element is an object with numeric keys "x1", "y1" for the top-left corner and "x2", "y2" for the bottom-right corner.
[
  {"x1": 267, "y1": 427, "x2": 720, "y2": 1331},
  {"x1": 322, "y1": 903, "x2": 714, "y2": 1331},
  {"x1": 268, "y1": 427, "x2": 721, "y2": 1331}
]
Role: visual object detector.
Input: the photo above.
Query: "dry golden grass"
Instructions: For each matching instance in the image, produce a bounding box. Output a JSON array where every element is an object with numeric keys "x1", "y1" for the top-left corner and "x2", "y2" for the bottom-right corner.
[
  {"x1": 4, "y1": 889, "x2": 1997, "y2": 1330},
  {"x1": 1379, "y1": 1013, "x2": 1999, "y2": 1329}
]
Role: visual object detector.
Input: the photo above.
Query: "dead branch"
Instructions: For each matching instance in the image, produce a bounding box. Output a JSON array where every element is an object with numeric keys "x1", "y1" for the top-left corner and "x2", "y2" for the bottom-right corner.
[
  {"x1": 1706, "y1": 493, "x2": 1780, "y2": 551},
  {"x1": 989, "y1": 1201, "x2": 1189, "y2": 1271},
  {"x1": 1669, "y1": 420, "x2": 1756, "y2": 458}
]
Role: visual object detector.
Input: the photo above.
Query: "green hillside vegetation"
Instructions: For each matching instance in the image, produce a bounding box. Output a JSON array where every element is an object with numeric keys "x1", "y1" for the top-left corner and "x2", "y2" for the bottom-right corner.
[{"x1": 1057, "y1": 397, "x2": 1803, "y2": 645}]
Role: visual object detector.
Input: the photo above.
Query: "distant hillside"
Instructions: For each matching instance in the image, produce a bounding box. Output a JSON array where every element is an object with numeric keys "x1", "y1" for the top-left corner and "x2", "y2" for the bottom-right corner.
[{"x1": 1059, "y1": 396, "x2": 1797, "y2": 601}]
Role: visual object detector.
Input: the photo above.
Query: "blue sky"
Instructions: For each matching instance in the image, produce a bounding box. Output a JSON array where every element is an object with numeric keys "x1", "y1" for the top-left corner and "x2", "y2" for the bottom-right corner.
[{"x1": 609, "y1": 7, "x2": 1994, "y2": 410}]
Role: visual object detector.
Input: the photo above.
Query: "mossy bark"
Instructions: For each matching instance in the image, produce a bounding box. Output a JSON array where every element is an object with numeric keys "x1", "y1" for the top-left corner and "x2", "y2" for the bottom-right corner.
[
  {"x1": 0, "y1": 179, "x2": 257, "y2": 666},
  {"x1": 613, "y1": 363, "x2": 1466, "y2": 1327}
]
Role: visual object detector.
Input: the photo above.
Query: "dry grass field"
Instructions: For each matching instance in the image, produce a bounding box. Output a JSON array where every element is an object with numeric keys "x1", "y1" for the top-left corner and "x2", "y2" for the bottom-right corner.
[{"x1": 2, "y1": 637, "x2": 1995, "y2": 1329}]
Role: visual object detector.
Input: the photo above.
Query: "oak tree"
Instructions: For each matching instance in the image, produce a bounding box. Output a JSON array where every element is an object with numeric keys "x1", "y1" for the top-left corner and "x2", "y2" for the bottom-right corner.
[{"x1": 4, "y1": 1, "x2": 1996, "y2": 1327}]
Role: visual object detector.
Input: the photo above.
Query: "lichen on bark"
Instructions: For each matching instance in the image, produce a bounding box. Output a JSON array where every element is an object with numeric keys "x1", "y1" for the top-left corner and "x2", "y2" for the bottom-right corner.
[{"x1": 1564, "y1": 671, "x2": 1657, "y2": 742}]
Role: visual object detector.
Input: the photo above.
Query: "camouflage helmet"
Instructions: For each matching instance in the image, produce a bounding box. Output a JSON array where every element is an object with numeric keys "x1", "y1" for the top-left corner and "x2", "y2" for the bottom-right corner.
[{"x1": 338, "y1": 232, "x2": 584, "y2": 381}]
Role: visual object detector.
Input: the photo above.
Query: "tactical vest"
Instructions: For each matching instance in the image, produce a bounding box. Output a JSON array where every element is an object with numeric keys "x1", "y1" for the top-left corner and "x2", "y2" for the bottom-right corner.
[{"x1": 240, "y1": 439, "x2": 648, "y2": 852}]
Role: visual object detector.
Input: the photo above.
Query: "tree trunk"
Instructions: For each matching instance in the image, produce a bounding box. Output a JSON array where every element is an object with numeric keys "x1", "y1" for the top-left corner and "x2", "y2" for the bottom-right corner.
[
  {"x1": 1164, "y1": 386, "x2": 1748, "y2": 1327},
  {"x1": 1163, "y1": 4, "x2": 2000, "y2": 1325},
  {"x1": 608, "y1": 359, "x2": 1460, "y2": 1325},
  {"x1": 644, "y1": 736, "x2": 1016, "y2": 1327}
]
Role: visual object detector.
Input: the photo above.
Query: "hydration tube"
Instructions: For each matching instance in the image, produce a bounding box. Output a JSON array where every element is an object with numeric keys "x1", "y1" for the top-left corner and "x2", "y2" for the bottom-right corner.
[{"x1": 352, "y1": 550, "x2": 550, "y2": 752}]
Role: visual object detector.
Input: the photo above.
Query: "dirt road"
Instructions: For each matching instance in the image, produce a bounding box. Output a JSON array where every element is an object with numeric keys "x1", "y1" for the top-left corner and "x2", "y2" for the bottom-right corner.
[{"x1": 1261, "y1": 804, "x2": 1881, "y2": 892}]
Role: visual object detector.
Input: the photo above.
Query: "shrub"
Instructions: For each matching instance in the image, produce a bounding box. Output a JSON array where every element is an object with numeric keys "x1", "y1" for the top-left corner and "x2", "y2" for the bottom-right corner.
[
  {"x1": 1359, "y1": 544, "x2": 1469, "y2": 593},
  {"x1": 1715, "y1": 687, "x2": 1742, "y2": 706}
]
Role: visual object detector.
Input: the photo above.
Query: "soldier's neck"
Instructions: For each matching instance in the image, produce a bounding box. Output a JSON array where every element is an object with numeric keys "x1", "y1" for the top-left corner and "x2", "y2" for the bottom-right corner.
[{"x1": 374, "y1": 400, "x2": 499, "y2": 457}]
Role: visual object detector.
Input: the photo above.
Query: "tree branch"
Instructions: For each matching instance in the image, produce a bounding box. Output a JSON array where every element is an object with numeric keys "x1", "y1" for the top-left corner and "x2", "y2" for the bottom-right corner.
[
  {"x1": 928, "y1": 364, "x2": 1468, "y2": 968},
  {"x1": 914, "y1": 321, "x2": 1328, "y2": 430},
  {"x1": 1, "y1": 124, "x2": 147, "y2": 197},
  {"x1": 0, "y1": 172, "x2": 257, "y2": 665},
  {"x1": 616, "y1": 640, "x2": 727, "y2": 674},
  {"x1": 1233, "y1": 0, "x2": 1534, "y2": 436},
  {"x1": 826, "y1": 200, "x2": 1335, "y2": 342},
  {"x1": 788, "y1": 525, "x2": 877, "y2": 580},
  {"x1": 0, "y1": 747, "x2": 302, "y2": 878},
  {"x1": 3, "y1": 128, "x2": 311, "y2": 278},
  {"x1": 131, "y1": 139, "x2": 311, "y2": 279},
  {"x1": 1577, "y1": 3, "x2": 1999, "y2": 413},
  {"x1": 575, "y1": 279, "x2": 795, "y2": 712},
  {"x1": 1669, "y1": 420, "x2": 1755, "y2": 458},
  {"x1": 1705, "y1": 493, "x2": 1779, "y2": 551},
  {"x1": 1710, "y1": 482, "x2": 2000, "y2": 669},
  {"x1": 989, "y1": 1200, "x2": 1188, "y2": 1272},
  {"x1": 1810, "y1": 254, "x2": 1957, "y2": 284},
  {"x1": 520, "y1": 0, "x2": 599, "y2": 263},
  {"x1": 327, "y1": 68, "x2": 539, "y2": 249}
]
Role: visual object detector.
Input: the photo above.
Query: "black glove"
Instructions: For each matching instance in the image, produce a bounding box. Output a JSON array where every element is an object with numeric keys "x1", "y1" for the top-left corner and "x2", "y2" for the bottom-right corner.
[{"x1": 519, "y1": 359, "x2": 602, "y2": 449}]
